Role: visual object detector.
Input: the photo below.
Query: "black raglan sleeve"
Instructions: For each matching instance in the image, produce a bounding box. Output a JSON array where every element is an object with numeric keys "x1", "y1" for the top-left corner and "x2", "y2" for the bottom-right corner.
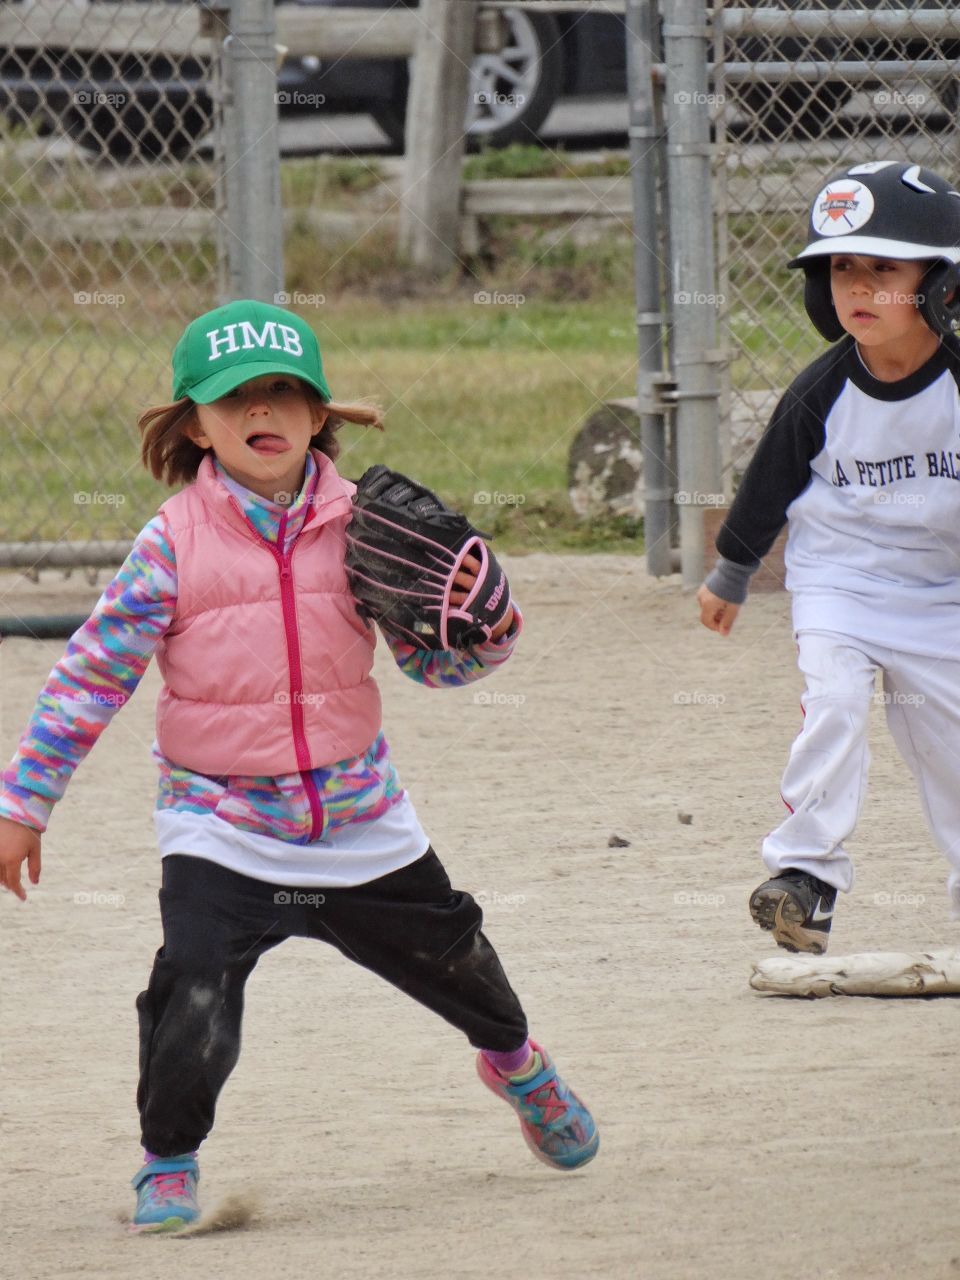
[
  {"x1": 715, "y1": 343, "x2": 848, "y2": 568},
  {"x1": 716, "y1": 394, "x2": 822, "y2": 567}
]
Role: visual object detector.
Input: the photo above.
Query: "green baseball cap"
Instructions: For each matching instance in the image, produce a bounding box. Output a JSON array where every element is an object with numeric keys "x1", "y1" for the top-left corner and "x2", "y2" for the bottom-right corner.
[{"x1": 171, "y1": 299, "x2": 332, "y2": 404}]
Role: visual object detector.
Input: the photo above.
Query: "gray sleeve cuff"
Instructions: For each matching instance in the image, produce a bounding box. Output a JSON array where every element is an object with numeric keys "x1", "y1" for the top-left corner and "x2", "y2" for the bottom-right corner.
[{"x1": 704, "y1": 555, "x2": 760, "y2": 606}]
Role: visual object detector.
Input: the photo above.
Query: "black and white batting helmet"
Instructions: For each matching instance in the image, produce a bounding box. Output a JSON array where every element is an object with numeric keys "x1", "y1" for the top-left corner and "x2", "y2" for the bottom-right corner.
[{"x1": 787, "y1": 161, "x2": 960, "y2": 342}]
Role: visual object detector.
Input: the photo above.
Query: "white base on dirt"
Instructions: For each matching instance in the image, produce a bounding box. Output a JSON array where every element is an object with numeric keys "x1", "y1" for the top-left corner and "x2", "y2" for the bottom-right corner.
[{"x1": 750, "y1": 948, "x2": 960, "y2": 997}]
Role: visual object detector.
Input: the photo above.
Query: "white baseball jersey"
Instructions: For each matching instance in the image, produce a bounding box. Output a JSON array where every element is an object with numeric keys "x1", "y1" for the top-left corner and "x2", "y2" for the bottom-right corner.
[{"x1": 719, "y1": 334, "x2": 960, "y2": 657}]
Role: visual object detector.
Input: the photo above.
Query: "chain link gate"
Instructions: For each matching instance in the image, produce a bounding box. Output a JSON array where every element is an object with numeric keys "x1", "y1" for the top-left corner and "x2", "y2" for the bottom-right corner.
[
  {"x1": 7, "y1": 3, "x2": 960, "y2": 583},
  {"x1": 628, "y1": 0, "x2": 960, "y2": 582},
  {"x1": 0, "y1": 0, "x2": 260, "y2": 571},
  {"x1": 712, "y1": 1, "x2": 960, "y2": 491}
]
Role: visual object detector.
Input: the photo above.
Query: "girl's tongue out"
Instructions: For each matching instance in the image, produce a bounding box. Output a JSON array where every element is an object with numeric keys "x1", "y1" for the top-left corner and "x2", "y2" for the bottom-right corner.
[{"x1": 247, "y1": 432, "x2": 290, "y2": 455}]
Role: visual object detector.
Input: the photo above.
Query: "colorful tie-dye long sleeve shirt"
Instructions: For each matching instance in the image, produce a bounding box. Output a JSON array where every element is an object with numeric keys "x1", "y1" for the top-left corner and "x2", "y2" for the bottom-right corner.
[{"x1": 0, "y1": 456, "x2": 521, "y2": 843}]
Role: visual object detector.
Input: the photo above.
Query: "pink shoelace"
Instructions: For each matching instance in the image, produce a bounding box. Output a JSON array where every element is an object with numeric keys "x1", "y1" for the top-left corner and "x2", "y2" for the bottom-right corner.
[{"x1": 144, "y1": 1169, "x2": 192, "y2": 1204}]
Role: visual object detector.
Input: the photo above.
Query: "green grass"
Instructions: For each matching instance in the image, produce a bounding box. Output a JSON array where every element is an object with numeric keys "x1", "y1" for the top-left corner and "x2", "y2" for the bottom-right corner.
[
  {"x1": 0, "y1": 134, "x2": 822, "y2": 554},
  {"x1": 281, "y1": 156, "x2": 386, "y2": 208},
  {"x1": 2, "y1": 297, "x2": 640, "y2": 552}
]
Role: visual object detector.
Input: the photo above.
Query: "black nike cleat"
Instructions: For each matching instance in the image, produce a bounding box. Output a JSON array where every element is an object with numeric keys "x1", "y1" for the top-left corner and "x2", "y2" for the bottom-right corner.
[{"x1": 749, "y1": 869, "x2": 837, "y2": 955}]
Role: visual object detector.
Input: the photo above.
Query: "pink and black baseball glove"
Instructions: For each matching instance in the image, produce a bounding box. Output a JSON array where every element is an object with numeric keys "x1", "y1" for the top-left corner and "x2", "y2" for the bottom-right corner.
[{"x1": 344, "y1": 465, "x2": 512, "y2": 651}]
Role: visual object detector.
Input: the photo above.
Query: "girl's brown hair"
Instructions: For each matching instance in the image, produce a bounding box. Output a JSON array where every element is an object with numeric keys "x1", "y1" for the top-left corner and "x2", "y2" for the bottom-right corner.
[{"x1": 138, "y1": 387, "x2": 383, "y2": 487}]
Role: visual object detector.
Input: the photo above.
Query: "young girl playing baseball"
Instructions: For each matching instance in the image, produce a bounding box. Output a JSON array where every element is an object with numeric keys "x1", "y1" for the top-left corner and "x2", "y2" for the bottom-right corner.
[
  {"x1": 698, "y1": 161, "x2": 960, "y2": 956},
  {"x1": 0, "y1": 299, "x2": 598, "y2": 1232}
]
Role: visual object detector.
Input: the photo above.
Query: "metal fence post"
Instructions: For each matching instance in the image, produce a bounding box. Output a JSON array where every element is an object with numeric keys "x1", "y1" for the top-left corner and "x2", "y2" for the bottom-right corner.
[
  {"x1": 625, "y1": 0, "x2": 672, "y2": 577},
  {"x1": 663, "y1": 0, "x2": 722, "y2": 588},
  {"x1": 221, "y1": 0, "x2": 284, "y2": 302}
]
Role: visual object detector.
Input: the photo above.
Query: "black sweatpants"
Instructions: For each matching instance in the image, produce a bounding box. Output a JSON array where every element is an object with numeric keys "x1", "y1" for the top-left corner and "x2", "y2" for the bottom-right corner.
[{"x1": 136, "y1": 849, "x2": 529, "y2": 1156}]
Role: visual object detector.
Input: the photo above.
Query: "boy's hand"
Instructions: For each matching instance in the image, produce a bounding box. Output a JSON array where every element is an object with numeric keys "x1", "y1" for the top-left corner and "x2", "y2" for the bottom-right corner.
[
  {"x1": 697, "y1": 584, "x2": 740, "y2": 636},
  {"x1": 0, "y1": 816, "x2": 42, "y2": 902},
  {"x1": 452, "y1": 552, "x2": 515, "y2": 641}
]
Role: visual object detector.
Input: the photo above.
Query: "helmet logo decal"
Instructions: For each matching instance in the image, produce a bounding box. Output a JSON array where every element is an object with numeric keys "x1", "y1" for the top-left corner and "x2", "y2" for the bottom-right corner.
[
  {"x1": 812, "y1": 180, "x2": 875, "y2": 237},
  {"x1": 901, "y1": 164, "x2": 936, "y2": 194}
]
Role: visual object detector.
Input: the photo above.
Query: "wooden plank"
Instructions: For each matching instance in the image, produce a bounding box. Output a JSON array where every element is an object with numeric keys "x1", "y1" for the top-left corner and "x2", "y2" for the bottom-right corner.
[
  {"x1": 275, "y1": 6, "x2": 418, "y2": 58},
  {"x1": 0, "y1": 1, "x2": 421, "y2": 57},
  {"x1": 0, "y1": 0, "x2": 207, "y2": 54},
  {"x1": 14, "y1": 204, "x2": 393, "y2": 245},
  {"x1": 486, "y1": 1, "x2": 624, "y2": 11},
  {"x1": 12, "y1": 175, "x2": 847, "y2": 248},
  {"x1": 463, "y1": 176, "x2": 632, "y2": 216},
  {"x1": 16, "y1": 204, "x2": 215, "y2": 244},
  {"x1": 0, "y1": 1, "x2": 612, "y2": 58}
]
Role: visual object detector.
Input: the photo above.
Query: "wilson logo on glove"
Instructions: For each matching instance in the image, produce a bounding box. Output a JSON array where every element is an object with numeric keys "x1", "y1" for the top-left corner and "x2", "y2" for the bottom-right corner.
[
  {"x1": 344, "y1": 465, "x2": 512, "y2": 651},
  {"x1": 485, "y1": 574, "x2": 506, "y2": 613}
]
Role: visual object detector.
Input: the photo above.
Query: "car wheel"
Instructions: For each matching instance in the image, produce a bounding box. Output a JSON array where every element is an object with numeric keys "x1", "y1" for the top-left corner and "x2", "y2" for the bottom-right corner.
[
  {"x1": 372, "y1": 7, "x2": 564, "y2": 150},
  {"x1": 64, "y1": 96, "x2": 213, "y2": 161}
]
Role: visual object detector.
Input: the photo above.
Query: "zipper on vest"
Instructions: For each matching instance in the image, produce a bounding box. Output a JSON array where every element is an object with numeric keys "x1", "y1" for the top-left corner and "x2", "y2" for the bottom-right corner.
[
  {"x1": 276, "y1": 514, "x2": 325, "y2": 842},
  {"x1": 229, "y1": 498, "x2": 325, "y2": 842}
]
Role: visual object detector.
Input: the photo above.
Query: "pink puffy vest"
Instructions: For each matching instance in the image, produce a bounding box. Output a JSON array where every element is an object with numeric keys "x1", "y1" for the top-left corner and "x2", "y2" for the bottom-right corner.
[{"x1": 154, "y1": 449, "x2": 381, "y2": 776}]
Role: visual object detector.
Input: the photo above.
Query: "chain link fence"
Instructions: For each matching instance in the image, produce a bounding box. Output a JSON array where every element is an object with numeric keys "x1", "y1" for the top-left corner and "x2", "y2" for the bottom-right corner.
[
  {"x1": 0, "y1": 0, "x2": 226, "y2": 564},
  {"x1": 6, "y1": 1, "x2": 960, "y2": 578},
  {"x1": 712, "y1": 0, "x2": 960, "y2": 485}
]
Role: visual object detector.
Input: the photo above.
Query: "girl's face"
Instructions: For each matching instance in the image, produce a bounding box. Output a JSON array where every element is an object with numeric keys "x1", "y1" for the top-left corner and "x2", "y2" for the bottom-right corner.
[
  {"x1": 829, "y1": 254, "x2": 932, "y2": 350},
  {"x1": 188, "y1": 374, "x2": 326, "y2": 503}
]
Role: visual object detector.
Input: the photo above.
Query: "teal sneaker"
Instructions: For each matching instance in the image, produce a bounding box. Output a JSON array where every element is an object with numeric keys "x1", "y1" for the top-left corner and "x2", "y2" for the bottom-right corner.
[
  {"x1": 130, "y1": 1155, "x2": 200, "y2": 1233},
  {"x1": 476, "y1": 1040, "x2": 599, "y2": 1171}
]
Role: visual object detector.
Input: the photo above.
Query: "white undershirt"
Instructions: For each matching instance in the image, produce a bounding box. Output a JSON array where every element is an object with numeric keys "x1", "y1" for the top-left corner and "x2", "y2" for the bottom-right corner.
[{"x1": 154, "y1": 791, "x2": 430, "y2": 888}]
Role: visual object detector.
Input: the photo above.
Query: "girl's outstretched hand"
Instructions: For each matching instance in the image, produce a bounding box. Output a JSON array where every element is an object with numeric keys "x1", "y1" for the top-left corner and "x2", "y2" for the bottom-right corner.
[
  {"x1": 697, "y1": 584, "x2": 740, "y2": 636},
  {"x1": 0, "y1": 815, "x2": 42, "y2": 902}
]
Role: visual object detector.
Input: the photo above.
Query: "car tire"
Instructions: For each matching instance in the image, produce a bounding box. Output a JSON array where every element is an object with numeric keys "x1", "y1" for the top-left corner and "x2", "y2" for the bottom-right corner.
[
  {"x1": 64, "y1": 96, "x2": 213, "y2": 161},
  {"x1": 372, "y1": 7, "x2": 564, "y2": 151}
]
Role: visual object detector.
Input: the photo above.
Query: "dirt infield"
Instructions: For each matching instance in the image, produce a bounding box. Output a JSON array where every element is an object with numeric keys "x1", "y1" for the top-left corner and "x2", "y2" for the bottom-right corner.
[{"x1": 3, "y1": 555, "x2": 960, "y2": 1280}]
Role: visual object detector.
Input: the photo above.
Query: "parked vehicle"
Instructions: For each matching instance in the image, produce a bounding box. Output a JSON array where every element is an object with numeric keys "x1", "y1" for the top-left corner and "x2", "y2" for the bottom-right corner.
[
  {"x1": 0, "y1": 0, "x2": 954, "y2": 161},
  {"x1": 0, "y1": 0, "x2": 620, "y2": 159}
]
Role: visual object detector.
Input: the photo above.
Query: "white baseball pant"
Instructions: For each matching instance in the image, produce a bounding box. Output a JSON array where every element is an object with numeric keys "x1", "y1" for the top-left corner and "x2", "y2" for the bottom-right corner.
[{"x1": 761, "y1": 628, "x2": 960, "y2": 912}]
